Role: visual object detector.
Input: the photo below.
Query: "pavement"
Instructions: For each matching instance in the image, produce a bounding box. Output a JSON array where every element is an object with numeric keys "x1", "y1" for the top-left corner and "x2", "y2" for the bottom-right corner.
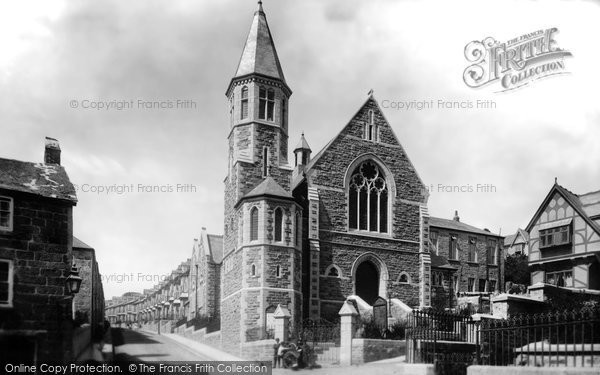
[
  {"x1": 111, "y1": 328, "x2": 230, "y2": 361},
  {"x1": 109, "y1": 328, "x2": 424, "y2": 375}
]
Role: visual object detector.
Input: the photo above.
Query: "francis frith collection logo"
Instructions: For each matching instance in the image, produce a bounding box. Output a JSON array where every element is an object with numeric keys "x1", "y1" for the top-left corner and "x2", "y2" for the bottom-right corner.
[{"x1": 463, "y1": 28, "x2": 572, "y2": 92}]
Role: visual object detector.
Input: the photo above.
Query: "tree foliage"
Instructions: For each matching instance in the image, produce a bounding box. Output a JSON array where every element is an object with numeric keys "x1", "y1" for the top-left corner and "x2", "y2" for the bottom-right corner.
[{"x1": 504, "y1": 253, "x2": 529, "y2": 285}]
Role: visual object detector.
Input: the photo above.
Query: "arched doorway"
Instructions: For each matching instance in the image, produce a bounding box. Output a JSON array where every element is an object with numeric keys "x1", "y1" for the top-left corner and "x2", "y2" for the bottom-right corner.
[{"x1": 355, "y1": 261, "x2": 379, "y2": 305}]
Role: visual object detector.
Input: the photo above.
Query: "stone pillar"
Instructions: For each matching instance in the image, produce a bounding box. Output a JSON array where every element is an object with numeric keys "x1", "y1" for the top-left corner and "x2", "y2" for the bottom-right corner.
[
  {"x1": 339, "y1": 301, "x2": 359, "y2": 366},
  {"x1": 273, "y1": 304, "x2": 291, "y2": 342}
]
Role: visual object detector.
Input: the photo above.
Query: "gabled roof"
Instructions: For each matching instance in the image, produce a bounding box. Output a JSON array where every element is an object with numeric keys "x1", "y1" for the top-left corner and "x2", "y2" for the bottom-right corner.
[
  {"x1": 294, "y1": 95, "x2": 426, "y2": 193},
  {"x1": 233, "y1": 1, "x2": 286, "y2": 82},
  {"x1": 525, "y1": 183, "x2": 600, "y2": 235},
  {"x1": 0, "y1": 158, "x2": 77, "y2": 203},
  {"x1": 73, "y1": 236, "x2": 93, "y2": 249},
  {"x1": 504, "y1": 228, "x2": 529, "y2": 247},
  {"x1": 429, "y1": 216, "x2": 500, "y2": 237},
  {"x1": 207, "y1": 234, "x2": 224, "y2": 264},
  {"x1": 242, "y1": 176, "x2": 293, "y2": 201}
]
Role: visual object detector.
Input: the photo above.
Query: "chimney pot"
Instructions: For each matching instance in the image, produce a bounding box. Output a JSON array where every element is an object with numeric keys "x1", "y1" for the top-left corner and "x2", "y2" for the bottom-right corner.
[
  {"x1": 44, "y1": 137, "x2": 61, "y2": 165},
  {"x1": 453, "y1": 210, "x2": 460, "y2": 222}
]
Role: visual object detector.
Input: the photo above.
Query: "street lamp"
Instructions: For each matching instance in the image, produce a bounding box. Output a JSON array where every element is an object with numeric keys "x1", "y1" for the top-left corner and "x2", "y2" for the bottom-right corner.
[{"x1": 65, "y1": 263, "x2": 83, "y2": 295}]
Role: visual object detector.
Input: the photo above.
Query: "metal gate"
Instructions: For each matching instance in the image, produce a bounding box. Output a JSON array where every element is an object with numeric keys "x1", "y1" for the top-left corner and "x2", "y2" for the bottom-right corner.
[
  {"x1": 296, "y1": 318, "x2": 340, "y2": 365},
  {"x1": 405, "y1": 310, "x2": 477, "y2": 375}
]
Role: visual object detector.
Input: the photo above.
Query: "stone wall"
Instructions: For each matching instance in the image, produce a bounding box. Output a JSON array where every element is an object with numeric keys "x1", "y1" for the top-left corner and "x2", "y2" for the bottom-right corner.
[
  {"x1": 0, "y1": 190, "x2": 75, "y2": 363},
  {"x1": 351, "y1": 338, "x2": 406, "y2": 365},
  {"x1": 73, "y1": 246, "x2": 104, "y2": 338}
]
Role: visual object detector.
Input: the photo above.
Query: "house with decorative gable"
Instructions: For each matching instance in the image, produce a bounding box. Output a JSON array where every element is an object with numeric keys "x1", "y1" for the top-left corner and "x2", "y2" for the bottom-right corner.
[{"x1": 526, "y1": 182, "x2": 600, "y2": 289}]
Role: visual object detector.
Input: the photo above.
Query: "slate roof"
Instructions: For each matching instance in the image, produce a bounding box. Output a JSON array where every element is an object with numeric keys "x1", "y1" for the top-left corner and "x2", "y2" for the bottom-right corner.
[
  {"x1": 73, "y1": 236, "x2": 93, "y2": 249},
  {"x1": 233, "y1": 1, "x2": 286, "y2": 82},
  {"x1": 0, "y1": 157, "x2": 77, "y2": 203},
  {"x1": 208, "y1": 234, "x2": 224, "y2": 264},
  {"x1": 430, "y1": 252, "x2": 457, "y2": 270},
  {"x1": 293, "y1": 133, "x2": 312, "y2": 152},
  {"x1": 429, "y1": 216, "x2": 500, "y2": 237},
  {"x1": 243, "y1": 176, "x2": 293, "y2": 200},
  {"x1": 503, "y1": 228, "x2": 529, "y2": 247}
]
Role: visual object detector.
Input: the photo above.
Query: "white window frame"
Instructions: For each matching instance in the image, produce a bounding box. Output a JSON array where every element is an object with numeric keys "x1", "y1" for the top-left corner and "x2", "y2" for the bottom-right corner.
[
  {"x1": 0, "y1": 196, "x2": 13, "y2": 232},
  {"x1": 545, "y1": 269, "x2": 573, "y2": 287},
  {"x1": 487, "y1": 238, "x2": 498, "y2": 265},
  {"x1": 449, "y1": 234, "x2": 459, "y2": 260},
  {"x1": 430, "y1": 231, "x2": 439, "y2": 255},
  {"x1": 0, "y1": 259, "x2": 14, "y2": 308}
]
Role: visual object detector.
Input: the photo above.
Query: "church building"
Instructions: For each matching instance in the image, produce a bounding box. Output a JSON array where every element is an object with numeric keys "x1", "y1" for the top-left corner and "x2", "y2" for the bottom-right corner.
[{"x1": 194, "y1": 1, "x2": 504, "y2": 356}]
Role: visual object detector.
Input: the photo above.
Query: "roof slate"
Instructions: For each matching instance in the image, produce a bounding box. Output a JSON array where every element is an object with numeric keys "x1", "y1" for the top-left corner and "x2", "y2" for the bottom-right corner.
[
  {"x1": 243, "y1": 176, "x2": 292, "y2": 200},
  {"x1": 0, "y1": 158, "x2": 77, "y2": 203},
  {"x1": 429, "y1": 216, "x2": 500, "y2": 237},
  {"x1": 234, "y1": 3, "x2": 286, "y2": 81},
  {"x1": 73, "y1": 236, "x2": 93, "y2": 249}
]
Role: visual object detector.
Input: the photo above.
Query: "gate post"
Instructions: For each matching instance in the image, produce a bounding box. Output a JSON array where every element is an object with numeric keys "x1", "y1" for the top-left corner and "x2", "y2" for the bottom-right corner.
[
  {"x1": 339, "y1": 301, "x2": 359, "y2": 366},
  {"x1": 273, "y1": 304, "x2": 291, "y2": 342}
]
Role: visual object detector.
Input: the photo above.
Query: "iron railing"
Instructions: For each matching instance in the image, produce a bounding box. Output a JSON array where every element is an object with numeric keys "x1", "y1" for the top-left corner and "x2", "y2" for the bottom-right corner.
[{"x1": 479, "y1": 307, "x2": 600, "y2": 367}]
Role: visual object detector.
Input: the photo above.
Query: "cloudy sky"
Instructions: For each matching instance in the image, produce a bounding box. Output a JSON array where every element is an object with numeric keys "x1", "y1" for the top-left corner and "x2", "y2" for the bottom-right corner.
[{"x1": 1, "y1": 0, "x2": 598, "y2": 299}]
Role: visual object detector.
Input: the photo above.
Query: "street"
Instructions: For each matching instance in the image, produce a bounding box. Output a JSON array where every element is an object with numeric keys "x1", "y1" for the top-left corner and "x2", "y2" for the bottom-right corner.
[{"x1": 111, "y1": 328, "x2": 219, "y2": 362}]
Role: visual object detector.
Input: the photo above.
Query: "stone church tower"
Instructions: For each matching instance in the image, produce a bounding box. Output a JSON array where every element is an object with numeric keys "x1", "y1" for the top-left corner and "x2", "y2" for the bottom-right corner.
[{"x1": 221, "y1": 1, "x2": 303, "y2": 355}]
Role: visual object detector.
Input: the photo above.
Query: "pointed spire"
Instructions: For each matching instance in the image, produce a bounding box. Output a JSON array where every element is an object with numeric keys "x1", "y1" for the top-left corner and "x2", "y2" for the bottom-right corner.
[
  {"x1": 294, "y1": 132, "x2": 311, "y2": 152},
  {"x1": 234, "y1": 1, "x2": 285, "y2": 81}
]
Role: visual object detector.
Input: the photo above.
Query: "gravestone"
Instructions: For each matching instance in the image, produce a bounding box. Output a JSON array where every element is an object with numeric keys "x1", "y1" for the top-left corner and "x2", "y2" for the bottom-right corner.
[{"x1": 372, "y1": 297, "x2": 388, "y2": 330}]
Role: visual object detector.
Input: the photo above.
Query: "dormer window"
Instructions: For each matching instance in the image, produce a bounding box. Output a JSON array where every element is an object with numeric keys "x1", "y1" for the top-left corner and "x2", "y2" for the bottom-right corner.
[
  {"x1": 259, "y1": 87, "x2": 275, "y2": 121},
  {"x1": 241, "y1": 86, "x2": 249, "y2": 120},
  {"x1": 0, "y1": 197, "x2": 13, "y2": 232}
]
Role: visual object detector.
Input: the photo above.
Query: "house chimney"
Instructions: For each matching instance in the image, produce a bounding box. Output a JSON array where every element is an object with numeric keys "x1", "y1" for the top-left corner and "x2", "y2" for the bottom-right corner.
[
  {"x1": 44, "y1": 137, "x2": 61, "y2": 165},
  {"x1": 453, "y1": 210, "x2": 460, "y2": 222}
]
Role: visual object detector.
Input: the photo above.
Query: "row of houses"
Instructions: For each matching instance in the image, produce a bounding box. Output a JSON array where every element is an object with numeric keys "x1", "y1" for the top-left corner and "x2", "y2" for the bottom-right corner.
[
  {"x1": 0, "y1": 138, "x2": 105, "y2": 364},
  {"x1": 105, "y1": 230, "x2": 222, "y2": 327}
]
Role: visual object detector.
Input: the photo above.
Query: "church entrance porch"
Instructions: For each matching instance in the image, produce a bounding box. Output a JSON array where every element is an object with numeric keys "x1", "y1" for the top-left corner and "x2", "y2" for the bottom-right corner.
[
  {"x1": 355, "y1": 261, "x2": 379, "y2": 305},
  {"x1": 351, "y1": 252, "x2": 389, "y2": 305}
]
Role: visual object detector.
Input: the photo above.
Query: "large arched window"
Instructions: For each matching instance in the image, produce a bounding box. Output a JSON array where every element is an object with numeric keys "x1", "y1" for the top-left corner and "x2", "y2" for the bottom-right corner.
[
  {"x1": 250, "y1": 207, "x2": 259, "y2": 241},
  {"x1": 274, "y1": 207, "x2": 283, "y2": 242},
  {"x1": 348, "y1": 161, "x2": 388, "y2": 233}
]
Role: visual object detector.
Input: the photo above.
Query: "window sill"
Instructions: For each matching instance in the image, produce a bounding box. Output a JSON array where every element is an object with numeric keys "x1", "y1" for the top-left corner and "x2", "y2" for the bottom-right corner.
[
  {"x1": 539, "y1": 244, "x2": 572, "y2": 250},
  {"x1": 467, "y1": 261, "x2": 479, "y2": 266},
  {"x1": 486, "y1": 264, "x2": 499, "y2": 267},
  {"x1": 347, "y1": 229, "x2": 392, "y2": 239}
]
